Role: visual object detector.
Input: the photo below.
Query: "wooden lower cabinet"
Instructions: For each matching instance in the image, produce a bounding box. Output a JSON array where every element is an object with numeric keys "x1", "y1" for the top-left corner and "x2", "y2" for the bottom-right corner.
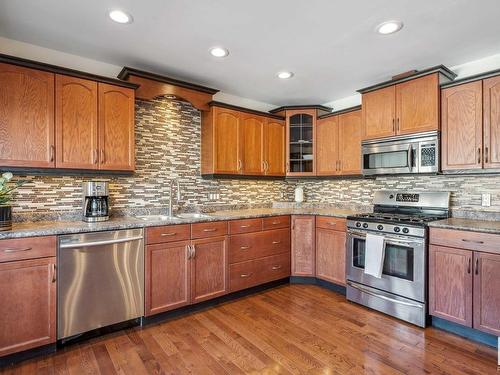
[
  {"x1": 145, "y1": 240, "x2": 191, "y2": 316},
  {"x1": 0, "y1": 257, "x2": 56, "y2": 356},
  {"x1": 190, "y1": 236, "x2": 228, "y2": 303},
  {"x1": 473, "y1": 251, "x2": 500, "y2": 335},
  {"x1": 315, "y1": 226, "x2": 346, "y2": 285},
  {"x1": 291, "y1": 215, "x2": 315, "y2": 276}
]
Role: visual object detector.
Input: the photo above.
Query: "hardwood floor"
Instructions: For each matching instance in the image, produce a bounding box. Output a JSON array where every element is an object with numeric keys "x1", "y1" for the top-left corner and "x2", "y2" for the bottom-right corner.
[{"x1": 1, "y1": 284, "x2": 498, "y2": 374}]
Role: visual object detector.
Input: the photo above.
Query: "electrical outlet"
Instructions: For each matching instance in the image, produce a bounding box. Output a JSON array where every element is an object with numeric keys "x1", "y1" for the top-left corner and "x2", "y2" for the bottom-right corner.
[{"x1": 481, "y1": 193, "x2": 491, "y2": 207}]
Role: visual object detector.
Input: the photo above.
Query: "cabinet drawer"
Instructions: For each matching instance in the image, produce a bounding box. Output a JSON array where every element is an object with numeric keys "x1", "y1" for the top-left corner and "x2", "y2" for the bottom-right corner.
[
  {"x1": 146, "y1": 224, "x2": 190, "y2": 245},
  {"x1": 229, "y1": 228, "x2": 290, "y2": 264},
  {"x1": 262, "y1": 215, "x2": 290, "y2": 230},
  {"x1": 229, "y1": 218, "x2": 262, "y2": 234},
  {"x1": 315, "y1": 216, "x2": 346, "y2": 231},
  {"x1": 191, "y1": 221, "x2": 228, "y2": 239},
  {"x1": 0, "y1": 236, "x2": 56, "y2": 263},
  {"x1": 229, "y1": 253, "x2": 291, "y2": 292},
  {"x1": 430, "y1": 228, "x2": 500, "y2": 254}
]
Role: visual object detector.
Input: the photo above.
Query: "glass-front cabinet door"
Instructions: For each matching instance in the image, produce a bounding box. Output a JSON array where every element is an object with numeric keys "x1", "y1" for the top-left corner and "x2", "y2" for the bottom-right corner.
[{"x1": 286, "y1": 109, "x2": 316, "y2": 176}]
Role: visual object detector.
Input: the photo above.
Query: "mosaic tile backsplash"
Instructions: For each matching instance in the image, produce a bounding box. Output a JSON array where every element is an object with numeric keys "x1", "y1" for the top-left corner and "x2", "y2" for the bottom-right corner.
[{"x1": 9, "y1": 96, "x2": 500, "y2": 221}]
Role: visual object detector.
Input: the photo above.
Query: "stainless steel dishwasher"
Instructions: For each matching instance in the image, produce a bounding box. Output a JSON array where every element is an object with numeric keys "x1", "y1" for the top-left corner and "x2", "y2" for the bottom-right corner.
[{"x1": 57, "y1": 228, "x2": 144, "y2": 340}]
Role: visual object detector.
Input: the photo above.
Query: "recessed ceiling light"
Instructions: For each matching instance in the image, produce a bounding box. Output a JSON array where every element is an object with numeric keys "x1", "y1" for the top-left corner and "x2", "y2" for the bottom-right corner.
[
  {"x1": 109, "y1": 10, "x2": 133, "y2": 24},
  {"x1": 209, "y1": 47, "x2": 229, "y2": 58},
  {"x1": 376, "y1": 20, "x2": 403, "y2": 35},
  {"x1": 277, "y1": 71, "x2": 294, "y2": 79}
]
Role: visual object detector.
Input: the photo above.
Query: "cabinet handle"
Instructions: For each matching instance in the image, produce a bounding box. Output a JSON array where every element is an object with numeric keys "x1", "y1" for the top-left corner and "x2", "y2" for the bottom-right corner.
[
  {"x1": 271, "y1": 265, "x2": 282, "y2": 270},
  {"x1": 272, "y1": 241, "x2": 281, "y2": 244},
  {"x1": 461, "y1": 239, "x2": 484, "y2": 244},
  {"x1": 265, "y1": 161, "x2": 269, "y2": 172},
  {"x1": 485, "y1": 146, "x2": 489, "y2": 163},
  {"x1": 49, "y1": 145, "x2": 55, "y2": 162},
  {"x1": 392, "y1": 118, "x2": 395, "y2": 132},
  {"x1": 467, "y1": 257, "x2": 471, "y2": 274},
  {"x1": 101, "y1": 149, "x2": 106, "y2": 164},
  {"x1": 396, "y1": 118, "x2": 400, "y2": 132},
  {"x1": 191, "y1": 244, "x2": 196, "y2": 259},
  {"x1": 271, "y1": 221, "x2": 280, "y2": 225},
  {"x1": 477, "y1": 148, "x2": 481, "y2": 164},
  {"x1": 160, "y1": 232, "x2": 177, "y2": 237},
  {"x1": 2, "y1": 247, "x2": 32, "y2": 253},
  {"x1": 338, "y1": 160, "x2": 342, "y2": 171},
  {"x1": 240, "y1": 246, "x2": 250, "y2": 250},
  {"x1": 237, "y1": 160, "x2": 242, "y2": 171},
  {"x1": 93, "y1": 149, "x2": 98, "y2": 164},
  {"x1": 240, "y1": 273, "x2": 252, "y2": 278},
  {"x1": 327, "y1": 222, "x2": 337, "y2": 226},
  {"x1": 203, "y1": 228, "x2": 217, "y2": 232},
  {"x1": 286, "y1": 162, "x2": 290, "y2": 173},
  {"x1": 240, "y1": 225, "x2": 250, "y2": 228},
  {"x1": 475, "y1": 258, "x2": 479, "y2": 275},
  {"x1": 51, "y1": 263, "x2": 57, "y2": 283},
  {"x1": 186, "y1": 244, "x2": 192, "y2": 259}
]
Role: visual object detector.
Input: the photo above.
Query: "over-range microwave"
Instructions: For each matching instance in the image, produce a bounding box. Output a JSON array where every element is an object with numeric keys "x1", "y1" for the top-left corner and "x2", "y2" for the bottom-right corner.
[{"x1": 362, "y1": 131, "x2": 439, "y2": 176}]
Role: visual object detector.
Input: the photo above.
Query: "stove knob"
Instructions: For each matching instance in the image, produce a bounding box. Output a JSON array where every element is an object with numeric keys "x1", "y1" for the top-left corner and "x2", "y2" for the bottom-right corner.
[
  {"x1": 394, "y1": 227, "x2": 401, "y2": 233},
  {"x1": 377, "y1": 225, "x2": 384, "y2": 230},
  {"x1": 362, "y1": 223, "x2": 369, "y2": 229},
  {"x1": 402, "y1": 228, "x2": 409, "y2": 234},
  {"x1": 356, "y1": 222, "x2": 361, "y2": 228}
]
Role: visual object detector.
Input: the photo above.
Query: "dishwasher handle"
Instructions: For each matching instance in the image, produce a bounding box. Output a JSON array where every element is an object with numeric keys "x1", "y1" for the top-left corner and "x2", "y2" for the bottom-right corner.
[{"x1": 59, "y1": 236, "x2": 143, "y2": 249}]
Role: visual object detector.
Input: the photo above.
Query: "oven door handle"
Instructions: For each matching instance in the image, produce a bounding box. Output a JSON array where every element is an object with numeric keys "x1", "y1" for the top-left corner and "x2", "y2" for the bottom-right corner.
[
  {"x1": 347, "y1": 282, "x2": 423, "y2": 309},
  {"x1": 348, "y1": 231, "x2": 422, "y2": 247}
]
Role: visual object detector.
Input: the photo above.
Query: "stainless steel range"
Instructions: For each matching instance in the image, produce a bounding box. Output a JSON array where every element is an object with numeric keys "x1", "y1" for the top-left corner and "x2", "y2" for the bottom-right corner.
[{"x1": 346, "y1": 190, "x2": 450, "y2": 327}]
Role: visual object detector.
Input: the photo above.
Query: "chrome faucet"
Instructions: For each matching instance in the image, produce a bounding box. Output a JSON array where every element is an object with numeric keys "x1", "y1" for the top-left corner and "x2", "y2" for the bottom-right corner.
[{"x1": 168, "y1": 179, "x2": 181, "y2": 217}]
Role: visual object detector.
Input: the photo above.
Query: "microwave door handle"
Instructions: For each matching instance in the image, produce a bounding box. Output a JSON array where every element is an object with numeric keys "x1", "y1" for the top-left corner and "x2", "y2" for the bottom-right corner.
[{"x1": 407, "y1": 144, "x2": 413, "y2": 171}]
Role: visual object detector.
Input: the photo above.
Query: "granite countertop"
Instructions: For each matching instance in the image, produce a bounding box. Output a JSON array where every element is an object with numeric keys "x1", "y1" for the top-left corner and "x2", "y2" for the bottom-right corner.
[
  {"x1": 428, "y1": 218, "x2": 500, "y2": 235},
  {"x1": 0, "y1": 207, "x2": 365, "y2": 240}
]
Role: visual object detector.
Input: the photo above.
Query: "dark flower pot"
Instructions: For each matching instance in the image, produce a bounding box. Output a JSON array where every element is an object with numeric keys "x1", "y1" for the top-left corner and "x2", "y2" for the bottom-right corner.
[{"x1": 0, "y1": 205, "x2": 12, "y2": 231}]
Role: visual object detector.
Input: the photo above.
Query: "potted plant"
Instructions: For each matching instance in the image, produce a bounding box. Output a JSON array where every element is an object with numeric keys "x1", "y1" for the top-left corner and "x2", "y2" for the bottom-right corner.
[{"x1": 0, "y1": 172, "x2": 25, "y2": 231}]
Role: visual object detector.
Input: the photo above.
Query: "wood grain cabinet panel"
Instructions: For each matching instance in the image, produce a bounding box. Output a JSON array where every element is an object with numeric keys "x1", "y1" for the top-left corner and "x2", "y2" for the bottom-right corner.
[
  {"x1": 190, "y1": 236, "x2": 228, "y2": 303},
  {"x1": 361, "y1": 86, "x2": 395, "y2": 140},
  {"x1": 291, "y1": 215, "x2": 315, "y2": 276},
  {"x1": 0, "y1": 257, "x2": 56, "y2": 356},
  {"x1": 429, "y1": 245, "x2": 473, "y2": 327},
  {"x1": 191, "y1": 221, "x2": 228, "y2": 239},
  {"x1": 315, "y1": 227, "x2": 346, "y2": 285},
  {"x1": 240, "y1": 114, "x2": 264, "y2": 175},
  {"x1": 316, "y1": 116, "x2": 339, "y2": 175},
  {"x1": 229, "y1": 218, "x2": 262, "y2": 234},
  {"x1": 0, "y1": 236, "x2": 56, "y2": 263},
  {"x1": 264, "y1": 119, "x2": 285, "y2": 176},
  {"x1": 55, "y1": 75, "x2": 98, "y2": 169},
  {"x1": 338, "y1": 110, "x2": 362, "y2": 175},
  {"x1": 146, "y1": 224, "x2": 191, "y2": 245},
  {"x1": 214, "y1": 107, "x2": 241, "y2": 174},
  {"x1": 229, "y1": 228, "x2": 290, "y2": 264},
  {"x1": 262, "y1": 215, "x2": 290, "y2": 230},
  {"x1": 483, "y1": 75, "x2": 500, "y2": 169},
  {"x1": 441, "y1": 81, "x2": 483, "y2": 171},
  {"x1": 98, "y1": 83, "x2": 135, "y2": 171},
  {"x1": 473, "y1": 252, "x2": 500, "y2": 335},
  {"x1": 396, "y1": 74, "x2": 439, "y2": 135},
  {"x1": 0, "y1": 63, "x2": 55, "y2": 168},
  {"x1": 145, "y1": 241, "x2": 191, "y2": 316}
]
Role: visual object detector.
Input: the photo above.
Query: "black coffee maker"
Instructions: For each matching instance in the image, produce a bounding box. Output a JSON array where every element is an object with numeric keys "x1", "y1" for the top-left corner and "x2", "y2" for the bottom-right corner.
[{"x1": 82, "y1": 181, "x2": 109, "y2": 222}]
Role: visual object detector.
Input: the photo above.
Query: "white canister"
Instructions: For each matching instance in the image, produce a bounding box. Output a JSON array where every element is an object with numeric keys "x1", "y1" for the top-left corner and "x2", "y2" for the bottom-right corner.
[{"x1": 294, "y1": 186, "x2": 304, "y2": 203}]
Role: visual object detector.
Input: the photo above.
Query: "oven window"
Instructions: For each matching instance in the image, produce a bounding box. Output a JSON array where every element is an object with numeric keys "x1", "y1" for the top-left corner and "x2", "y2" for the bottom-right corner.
[
  {"x1": 363, "y1": 150, "x2": 408, "y2": 169},
  {"x1": 352, "y1": 238, "x2": 414, "y2": 281}
]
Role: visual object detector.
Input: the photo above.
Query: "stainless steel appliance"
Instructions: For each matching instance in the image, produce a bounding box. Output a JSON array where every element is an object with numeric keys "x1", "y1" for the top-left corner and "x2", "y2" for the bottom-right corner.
[
  {"x1": 82, "y1": 181, "x2": 109, "y2": 222},
  {"x1": 362, "y1": 131, "x2": 439, "y2": 176},
  {"x1": 57, "y1": 229, "x2": 144, "y2": 340},
  {"x1": 346, "y1": 191, "x2": 450, "y2": 327}
]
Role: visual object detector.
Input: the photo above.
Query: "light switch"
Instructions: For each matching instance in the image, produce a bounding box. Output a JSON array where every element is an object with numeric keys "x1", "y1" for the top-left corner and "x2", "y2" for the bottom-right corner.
[{"x1": 481, "y1": 193, "x2": 491, "y2": 207}]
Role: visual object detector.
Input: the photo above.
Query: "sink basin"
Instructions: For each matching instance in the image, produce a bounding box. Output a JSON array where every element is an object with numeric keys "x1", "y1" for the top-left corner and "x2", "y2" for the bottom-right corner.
[
  {"x1": 175, "y1": 213, "x2": 211, "y2": 219},
  {"x1": 136, "y1": 215, "x2": 178, "y2": 221}
]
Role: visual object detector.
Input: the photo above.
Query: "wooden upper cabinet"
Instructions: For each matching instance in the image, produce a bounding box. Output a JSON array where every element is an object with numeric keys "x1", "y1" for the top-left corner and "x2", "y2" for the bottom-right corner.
[
  {"x1": 429, "y1": 245, "x2": 473, "y2": 327},
  {"x1": 361, "y1": 85, "x2": 395, "y2": 140},
  {"x1": 291, "y1": 215, "x2": 315, "y2": 276},
  {"x1": 213, "y1": 107, "x2": 240, "y2": 174},
  {"x1": 338, "y1": 110, "x2": 362, "y2": 175},
  {"x1": 286, "y1": 110, "x2": 316, "y2": 176},
  {"x1": 316, "y1": 116, "x2": 339, "y2": 175},
  {"x1": 240, "y1": 114, "x2": 264, "y2": 175},
  {"x1": 473, "y1": 252, "x2": 500, "y2": 336},
  {"x1": 396, "y1": 74, "x2": 439, "y2": 135},
  {"x1": 55, "y1": 75, "x2": 98, "y2": 169},
  {"x1": 0, "y1": 63, "x2": 55, "y2": 168},
  {"x1": 264, "y1": 119, "x2": 285, "y2": 176},
  {"x1": 483, "y1": 76, "x2": 500, "y2": 169},
  {"x1": 98, "y1": 83, "x2": 135, "y2": 171},
  {"x1": 441, "y1": 81, "x2": 483, "y2": 171}
]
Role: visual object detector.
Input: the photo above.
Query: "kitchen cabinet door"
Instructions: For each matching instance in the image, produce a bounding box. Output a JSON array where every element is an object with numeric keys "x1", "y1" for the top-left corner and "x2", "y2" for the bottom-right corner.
[
  {"x1": 213, "y1": 107, "x2": 241, "y2": 174},
  {"x1": 396, "y1": 74, "x2": 439, "y2": 135},
  {"x1": 441, "y1": 81, "x2": 483, "y2": 171},
  {"x1": 0, "y1": 257, "x2": 56, "y2": 356},
  {"x1": 291, "y1": 215, "x2": 315, "y2": 276},
  {"x1": 483, "y1": 75, "x2": 500, "y2": 169},
  {"x1": 55, "y1": 75, "x2": 98, "y2": 169},
  {"x1": 316, "y1": 116, "x2": 339, "y2": 175},
  {"x1": 0, "y1": 63, "x2": 55, "y2": 168},
  {"x1": 429, "y1": 245, "x2": 473, "y2": 327},
  {"x1": 361, "y1": 86, "x2": 395, "y2": 140},
  {"x1": 338, "y1": 110, "x2": 362, "y2": 175},
  {"x1": 145, "y1": 241, "x2": 191, "y2": 316},
  {"x1": 191, "y1": 236, "x2": 228, "y2": 303},
  {"x1": 286, "y1": 110, "x2": 316, "y2": 176},
  {"x1": 315, "y1": 227, "x2": 346, "y2": 285},
  {"x1": 473, "y1": 252, "x2": 500, "y2": 335},
  {"x1": 264, "y1": 119, "x2": 285, "y2": 176},
  {"x1": 240, "y1": 114, "x2": 264, "y2": 175},
  {"x1": 98, "y1": 83, "x2": 135, "y2": 171}
]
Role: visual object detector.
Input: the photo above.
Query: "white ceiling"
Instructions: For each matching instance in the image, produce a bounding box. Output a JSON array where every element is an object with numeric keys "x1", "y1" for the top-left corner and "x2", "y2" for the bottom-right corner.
[{"x1": 1, "y1": 0, "x2": 500, "y2": 106}]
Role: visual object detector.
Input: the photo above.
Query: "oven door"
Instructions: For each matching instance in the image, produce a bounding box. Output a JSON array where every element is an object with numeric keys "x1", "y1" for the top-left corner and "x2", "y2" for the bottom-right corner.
[
  {"x1": 362, "y1": 142, "x2": 416, "y2": 176},
  {"x1": 346, "y1": 230, "x2": 426, "y2": 302}
]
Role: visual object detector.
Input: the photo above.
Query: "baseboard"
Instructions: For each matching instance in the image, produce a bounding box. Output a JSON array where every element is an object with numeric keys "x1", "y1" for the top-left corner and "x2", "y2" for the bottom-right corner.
[
  {"x1": 0, "y1": 344, "x2": 56, "y2": 369},
  {"x1": 431, "y1": 317, "x2": 498, "y2": 348},
  {"x1": 289, "y1": 276, "x2": 346, "y2": 295}
]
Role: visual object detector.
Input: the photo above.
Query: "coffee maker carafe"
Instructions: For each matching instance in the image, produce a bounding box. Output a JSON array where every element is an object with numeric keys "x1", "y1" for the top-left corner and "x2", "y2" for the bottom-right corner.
[{"x1": 82, "y1": 181, "x2": 109, "y2": 222}]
